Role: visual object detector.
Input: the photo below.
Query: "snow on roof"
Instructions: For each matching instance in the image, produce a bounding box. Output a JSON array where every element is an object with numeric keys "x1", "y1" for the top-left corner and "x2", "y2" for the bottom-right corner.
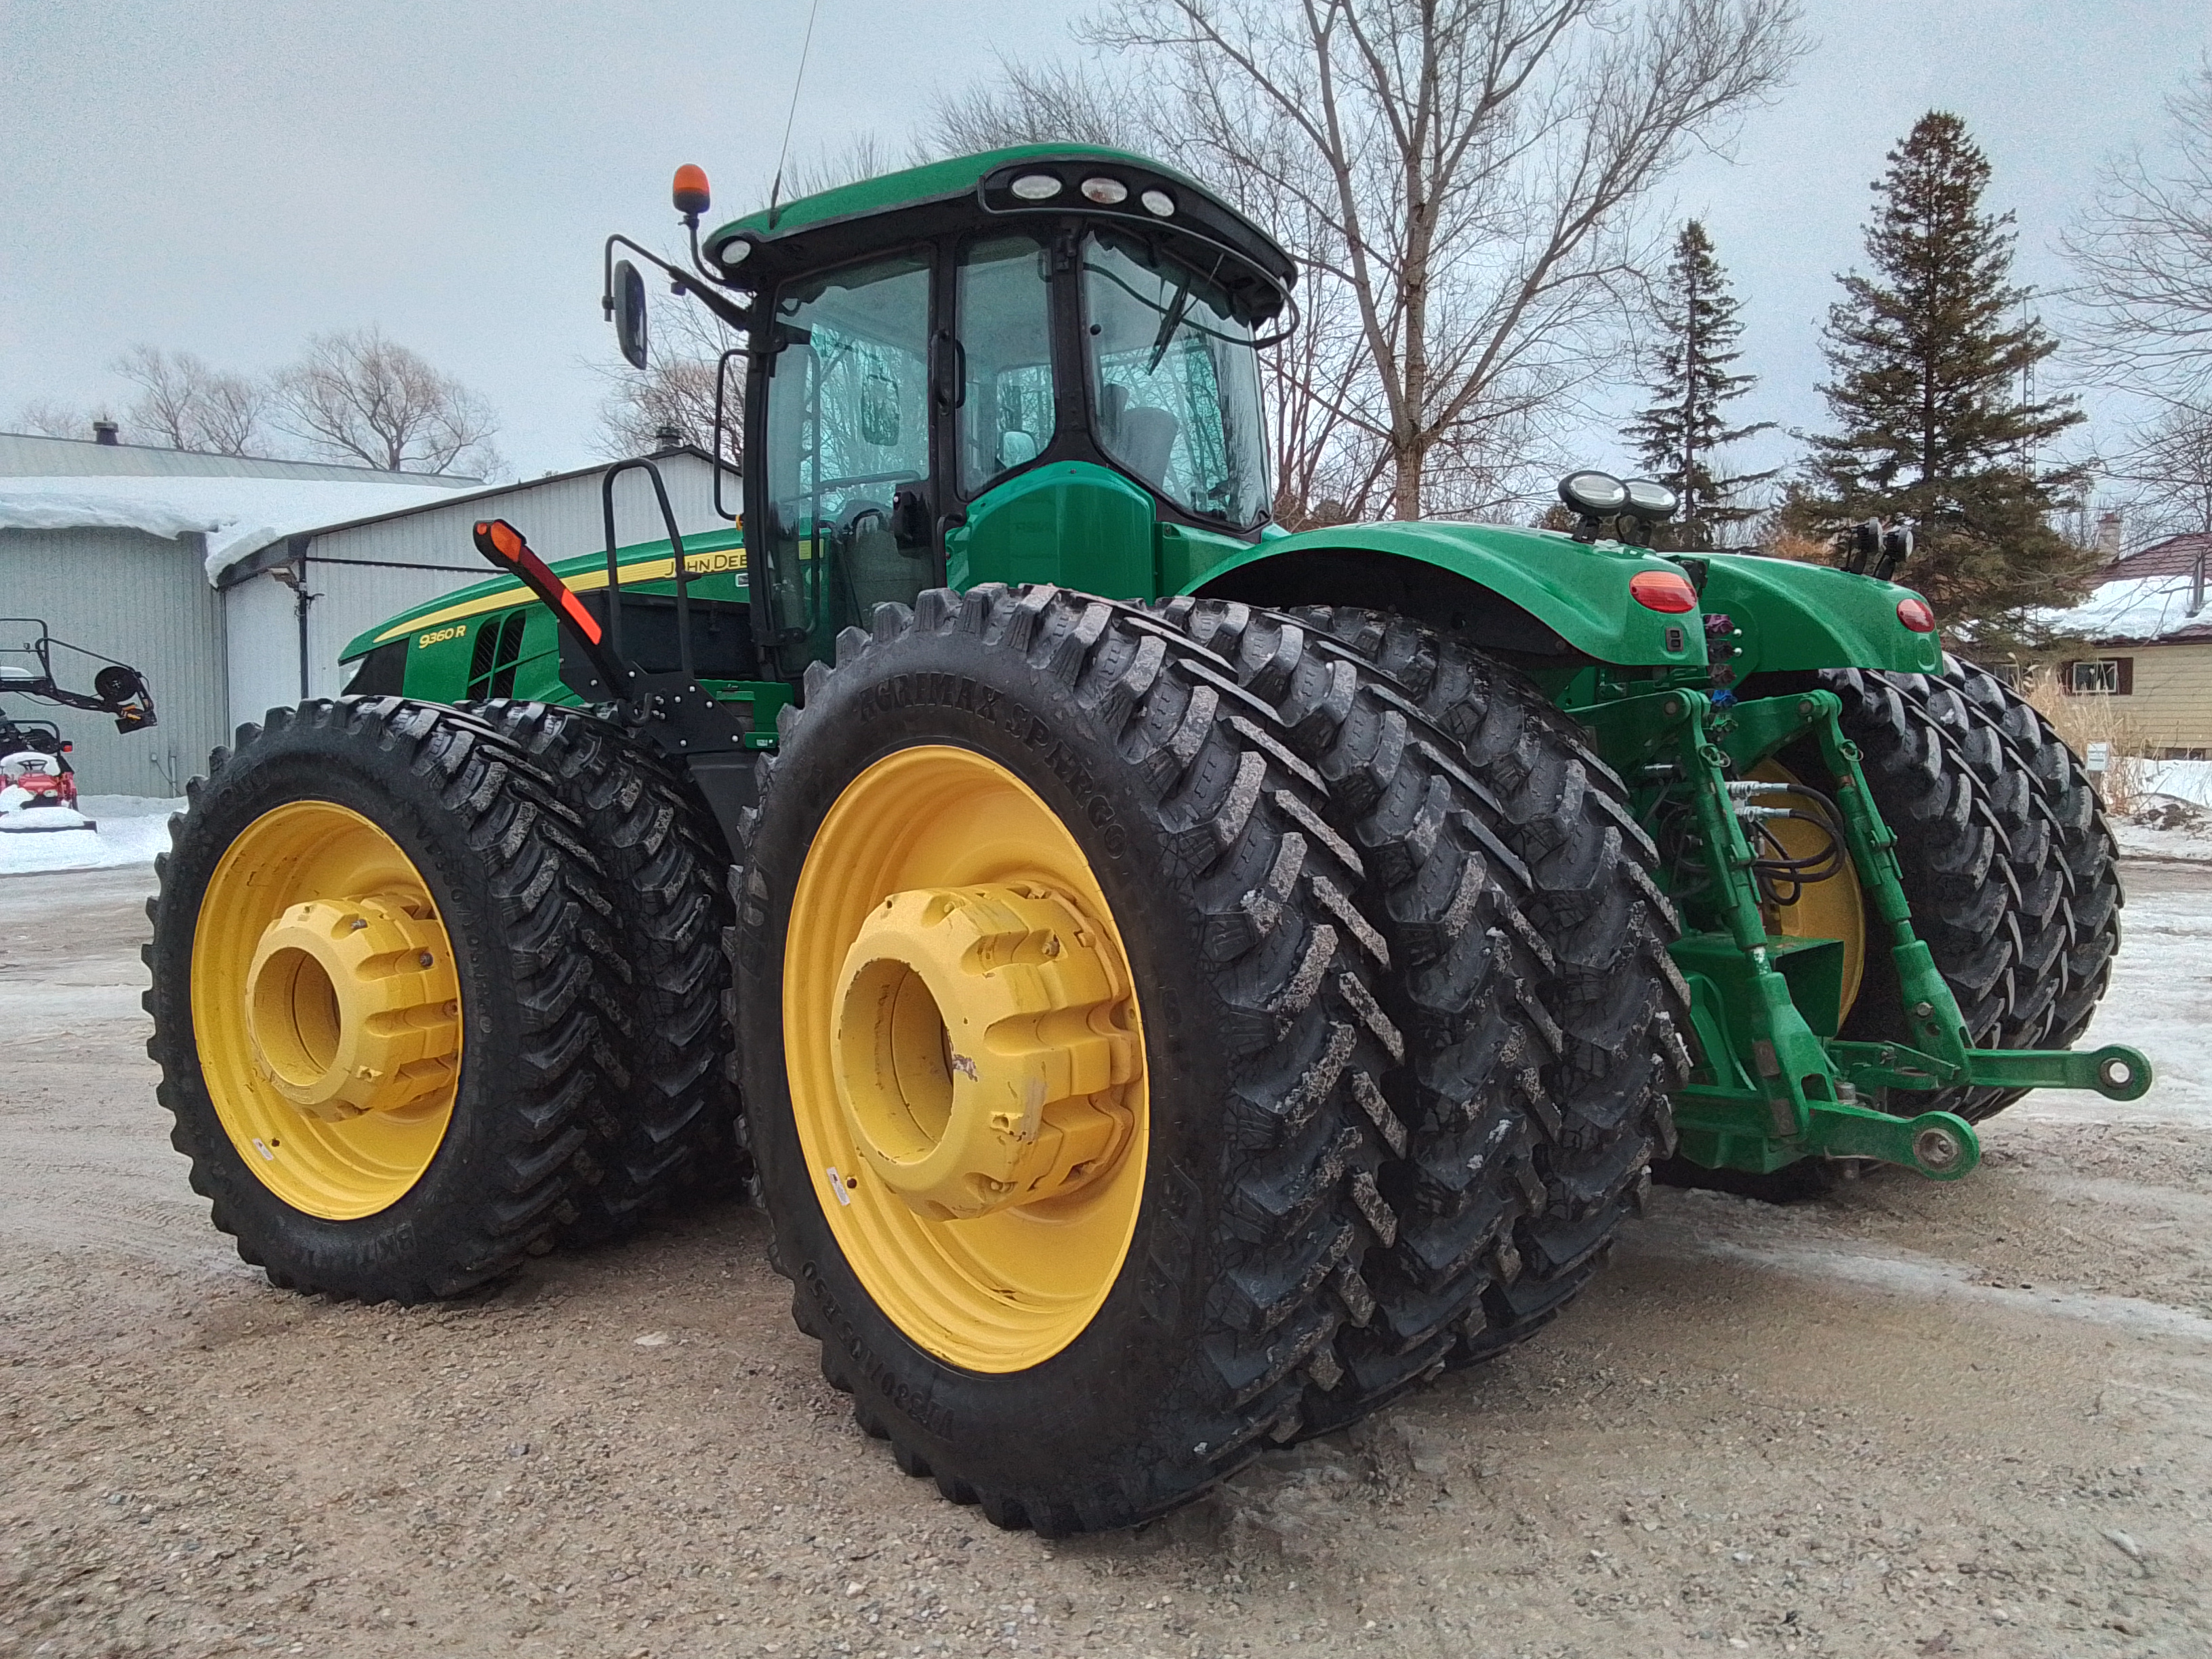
[
  {"x1": 2035, "y1": 533, "x2": 2211, "y2": 646},
  {"x1": 0, "y1": 474, "x2": 475, "y2": 583}
]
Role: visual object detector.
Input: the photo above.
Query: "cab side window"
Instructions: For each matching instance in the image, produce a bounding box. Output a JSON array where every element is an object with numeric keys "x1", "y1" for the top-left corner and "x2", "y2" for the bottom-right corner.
[{"x1": 958, "y1": 235, "x2": 1057, "y2": 496}]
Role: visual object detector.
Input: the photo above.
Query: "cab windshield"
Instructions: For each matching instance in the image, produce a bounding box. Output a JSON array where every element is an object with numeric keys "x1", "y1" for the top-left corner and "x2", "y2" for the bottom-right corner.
[{"x1": 1082, "y1": 230, "x2": 1269, "y2": 529}]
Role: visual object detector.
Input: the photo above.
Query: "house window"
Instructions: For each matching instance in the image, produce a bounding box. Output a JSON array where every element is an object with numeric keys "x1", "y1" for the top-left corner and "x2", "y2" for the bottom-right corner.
[{"x1": 2066, "y1": 657, "x2": 2132, "y2": 695}]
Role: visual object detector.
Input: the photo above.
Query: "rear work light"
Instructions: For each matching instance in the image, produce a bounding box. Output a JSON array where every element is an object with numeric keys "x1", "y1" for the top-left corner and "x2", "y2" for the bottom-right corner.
[
  {"x1": 1629, "y1": 570, "x2": 1699, "y2": 614},
  {"x1": 1897, "y1": 596, "x2": 1936, "y2": 633}
]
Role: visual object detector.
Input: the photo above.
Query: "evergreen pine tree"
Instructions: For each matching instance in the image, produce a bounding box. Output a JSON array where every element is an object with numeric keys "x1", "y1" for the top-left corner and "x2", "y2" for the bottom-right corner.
[
  {"x1": 1799, "y1": 111, "x2": 2091, "y2": 636},
  {"x1": 1624, "y1": 221, "x2": 1774, "y2": 550}
]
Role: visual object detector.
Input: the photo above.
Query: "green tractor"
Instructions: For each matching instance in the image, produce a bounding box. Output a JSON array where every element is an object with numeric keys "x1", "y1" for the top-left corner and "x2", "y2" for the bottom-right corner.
[{"x1": 146, "y1": 146, "x2": 2144, "y2": 1535}]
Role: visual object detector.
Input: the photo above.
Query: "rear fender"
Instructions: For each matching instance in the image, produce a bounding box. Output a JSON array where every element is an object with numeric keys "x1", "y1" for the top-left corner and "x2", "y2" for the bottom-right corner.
[
  {"x1": 1684, "y1": 553, "x2": 1942, "y2": 676},
  {"x1": 1186, "y1": 521, "x2": 1706, "y2": 668}
]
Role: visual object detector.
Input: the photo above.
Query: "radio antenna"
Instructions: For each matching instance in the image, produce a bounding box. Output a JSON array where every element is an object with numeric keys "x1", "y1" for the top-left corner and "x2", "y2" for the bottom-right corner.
[{"x1": 766, "y1": 0, "x2": 824, "y2": 229}]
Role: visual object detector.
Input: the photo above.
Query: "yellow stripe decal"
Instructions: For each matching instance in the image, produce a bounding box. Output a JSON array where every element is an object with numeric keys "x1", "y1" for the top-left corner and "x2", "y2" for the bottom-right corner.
[{"x1": 371, "y1": 549, "x2": 747, "y2": 644}]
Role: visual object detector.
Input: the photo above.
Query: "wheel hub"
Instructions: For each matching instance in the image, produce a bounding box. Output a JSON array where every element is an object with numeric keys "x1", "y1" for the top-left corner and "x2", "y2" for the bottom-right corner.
[
  {"x1": 243, "y1": 893, "x2": 461, "y2": 1122},
  {"x1": 832, "y1": 883, "x2": 1139, "y2": 1221}
]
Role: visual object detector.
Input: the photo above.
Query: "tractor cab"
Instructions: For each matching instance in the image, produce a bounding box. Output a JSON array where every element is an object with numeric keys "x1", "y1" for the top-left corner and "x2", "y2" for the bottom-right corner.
[{"x1": 613, "y1": 148, "x2": 1292, "y2": 682}]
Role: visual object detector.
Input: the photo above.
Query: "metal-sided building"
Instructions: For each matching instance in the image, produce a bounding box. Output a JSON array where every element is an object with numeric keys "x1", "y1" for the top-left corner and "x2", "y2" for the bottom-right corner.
[
  {"x1": 1, "y1": 430, "x2": 731, "y2": 799},
  {"x1": 213, "y1": 446, "x2": 729, "y2": 721}
]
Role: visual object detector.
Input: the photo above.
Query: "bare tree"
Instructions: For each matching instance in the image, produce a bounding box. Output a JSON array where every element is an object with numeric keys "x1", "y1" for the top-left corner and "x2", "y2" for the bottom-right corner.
[
  {"x1": 596, "y1": 300, "x2": 745, "y2": 466},
  {"x1": 10, "y1": 400, "x2": 115, "y2": 441},
  {"x1": 113, "y1": 346, "x2": 273, "y2": 456},
  {"x1": 2063, "y1": 57, "x2": 2212, "y2": 411},
  {"x1": 271, "y1": 328, "x2": 501, "y2": 476},
  {"x1": 1094, "y1": 0, "x2": 1805, "y2": 519},
  {"x1": 930, "y1": 59, "x2": 1141, "y2": 152},
  {"x1": 779, "y1": 134, "x2": 914, "y2": 199},
  {"x1": 2103, "y1": 402, "x2": 2212, "y2": 541}
]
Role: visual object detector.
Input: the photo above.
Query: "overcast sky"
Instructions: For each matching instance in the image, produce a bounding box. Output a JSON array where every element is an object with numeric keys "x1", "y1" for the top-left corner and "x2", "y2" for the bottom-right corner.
[{"x1": 2, "y1": 0, "x2": 2201, "y2": 498}]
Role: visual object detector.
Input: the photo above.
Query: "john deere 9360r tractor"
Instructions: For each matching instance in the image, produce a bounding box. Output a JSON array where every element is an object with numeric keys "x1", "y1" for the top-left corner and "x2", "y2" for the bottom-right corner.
[{"x1": 148, "y1": 147, "x2": 2146, "y2": 1535}]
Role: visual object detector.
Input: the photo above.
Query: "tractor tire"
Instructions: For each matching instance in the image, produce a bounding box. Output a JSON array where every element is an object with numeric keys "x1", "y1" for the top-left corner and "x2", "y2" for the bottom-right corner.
[
  {"x1": 730, "y1": 585, "x2": 1402, "y2": 1535},
  {"x1": 144, "y1": 698, "x2": 619, "y2": 1303},
  {"x1": 1889, "y1": 659, "x2": 2123, "y2": 1118},
  {"x1": 1157, "y1": 598, "x2": 1563, "y2": 1434},
  {"x1": 1294, "y1": 609, "x2": 1691, "y2": 1355},
  {"x1": 474, "y1": 701, "x2": 743, "y2": 1237}
]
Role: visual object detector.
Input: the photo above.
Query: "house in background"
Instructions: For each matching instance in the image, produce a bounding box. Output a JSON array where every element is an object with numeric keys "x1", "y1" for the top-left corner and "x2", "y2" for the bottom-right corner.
[{"x1": 2044, "y1": 531, "x2": 2212, "y2": 760}]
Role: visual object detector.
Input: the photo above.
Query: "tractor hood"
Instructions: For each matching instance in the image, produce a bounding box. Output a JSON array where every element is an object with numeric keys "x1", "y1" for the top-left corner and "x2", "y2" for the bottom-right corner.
[{"x1": 336, "y1": 528, "x2": 748, "y2": 662}]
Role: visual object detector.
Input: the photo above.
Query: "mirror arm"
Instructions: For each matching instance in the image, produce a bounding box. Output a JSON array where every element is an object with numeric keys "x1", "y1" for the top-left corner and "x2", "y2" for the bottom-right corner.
[
  {"x1": 682, "y1": 218, "x2": 745, "y2": 294},
  {"x1": 601, "y1": 234, "x2": 752, "y2": 333}
]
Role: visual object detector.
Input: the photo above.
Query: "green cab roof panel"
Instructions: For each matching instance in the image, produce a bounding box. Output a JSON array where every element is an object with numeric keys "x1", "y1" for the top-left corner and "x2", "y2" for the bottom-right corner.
[
  {"x1": 338, "y1": 527, "x2": 747, "y2": 661},
  {"x1": 712, "y1": 145, "x2": 1221, "y2": 247}
]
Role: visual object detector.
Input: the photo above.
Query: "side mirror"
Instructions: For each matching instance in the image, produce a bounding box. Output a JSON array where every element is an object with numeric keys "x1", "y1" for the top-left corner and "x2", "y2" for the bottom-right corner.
[{"x1": 613, "y1": 260, "x2": 649, "y2": 371}]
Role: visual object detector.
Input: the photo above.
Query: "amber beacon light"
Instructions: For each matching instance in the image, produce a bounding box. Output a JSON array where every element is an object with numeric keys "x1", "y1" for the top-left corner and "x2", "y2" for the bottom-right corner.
[{"x1": 672, "y1": 164, "x2": 712, "y2": 220}]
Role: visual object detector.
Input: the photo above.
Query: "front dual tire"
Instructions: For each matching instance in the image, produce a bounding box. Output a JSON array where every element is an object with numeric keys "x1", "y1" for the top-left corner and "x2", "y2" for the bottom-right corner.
[{"x1": 146, "y1": 699, "x2": 620, "y2": 1300}]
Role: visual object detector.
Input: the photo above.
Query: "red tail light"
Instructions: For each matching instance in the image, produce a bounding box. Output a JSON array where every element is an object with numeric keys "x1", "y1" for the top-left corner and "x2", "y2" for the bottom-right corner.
[
  {"x1": 1629, "y1": 570, "x2": 1699, "y2": 614},
  {"x1": 1898, "y1": 596, "x2": 1936, "y2": 634}
]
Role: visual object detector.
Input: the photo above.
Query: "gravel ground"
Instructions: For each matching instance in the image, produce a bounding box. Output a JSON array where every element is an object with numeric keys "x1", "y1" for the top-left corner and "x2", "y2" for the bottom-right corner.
[{"x1": 3, "y1": 862, "x2": 2209, "y2": 1659}]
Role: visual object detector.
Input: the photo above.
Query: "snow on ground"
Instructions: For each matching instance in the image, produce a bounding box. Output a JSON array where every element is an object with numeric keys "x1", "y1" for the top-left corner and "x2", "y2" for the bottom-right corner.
[
  {"x1": 0, "y1": 474, "x2": 470, "y2": 581},
  {"x1": 2035, "y1": 866, "x2": 2212, "y2": 1130},
  {"x1": 0, "y1": 797, "x2": 178, "y2": 878},
  {"x1": 2140, "y1": 756, "x2": 2212, "y2": 809},
  {"x1": 2114, "y1": 807, "x2": 2212, "y2": 863}
]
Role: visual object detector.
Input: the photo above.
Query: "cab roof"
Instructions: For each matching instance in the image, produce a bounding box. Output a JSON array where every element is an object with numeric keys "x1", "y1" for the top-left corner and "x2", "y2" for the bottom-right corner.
[{"x1": 705, "y1": 144, "x2": 1296, "y2": 307}]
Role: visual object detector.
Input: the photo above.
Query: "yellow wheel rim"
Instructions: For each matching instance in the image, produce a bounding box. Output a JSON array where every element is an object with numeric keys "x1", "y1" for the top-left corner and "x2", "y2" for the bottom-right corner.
[
  {"x1": 190, "y1": 801, "x2": 462, "y2": 1219},
  {"x1": 1754, "y1": 760, "x2": 1866, "y2": 1022},
  {"x1": 783, "y1": 746, "x2": 1149, "y2": 1374}
]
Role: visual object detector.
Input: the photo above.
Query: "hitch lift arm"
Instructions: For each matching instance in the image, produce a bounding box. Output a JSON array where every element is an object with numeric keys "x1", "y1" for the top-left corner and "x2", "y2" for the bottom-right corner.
[{"x1": 1576, "y1": 684, "x2": 2152, "y2": 1181}]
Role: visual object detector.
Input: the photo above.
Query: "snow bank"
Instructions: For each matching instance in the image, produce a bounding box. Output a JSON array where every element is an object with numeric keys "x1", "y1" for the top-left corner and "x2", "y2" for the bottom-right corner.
[
  {"x1": 2141, "y1": 758, "x2": 2212, "y2": 810},
  {"x1": 0, "y1": 798, "x2": 180, "y2": 878},
  {"x1": 0, "y1": 474, "x2": 471, "y2": 582},
  {"x1": 2115, "y1": 817, "x2": 2212, "y2": 863}
]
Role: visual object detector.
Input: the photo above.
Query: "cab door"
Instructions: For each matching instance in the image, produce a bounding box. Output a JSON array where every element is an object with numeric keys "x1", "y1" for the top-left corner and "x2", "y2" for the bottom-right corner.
[{"x1": 757, "y1": 250, "x2": 939, "y2": 678}]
